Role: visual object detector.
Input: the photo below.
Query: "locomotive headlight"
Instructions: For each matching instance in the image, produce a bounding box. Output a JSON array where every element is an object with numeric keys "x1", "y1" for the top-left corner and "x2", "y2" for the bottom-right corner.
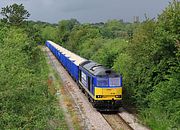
[
  {"x1": 115, "y1": 95, "x2": 121, "y2": 98},
  {"x1": 96, "y1": 95, "x2": 102, "y2": 98}
]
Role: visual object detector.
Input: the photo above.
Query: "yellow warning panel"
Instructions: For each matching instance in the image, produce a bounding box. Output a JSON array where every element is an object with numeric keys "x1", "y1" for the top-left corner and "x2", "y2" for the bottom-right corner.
[{"x1": 94, "y1": 87, "x2": 122, "y2": 100}]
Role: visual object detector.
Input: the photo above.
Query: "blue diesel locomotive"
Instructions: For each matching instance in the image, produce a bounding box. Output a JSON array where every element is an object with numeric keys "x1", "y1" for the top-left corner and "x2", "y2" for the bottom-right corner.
[{"x1": 46, "y1": 40, "x2": 122, "y2": 111}]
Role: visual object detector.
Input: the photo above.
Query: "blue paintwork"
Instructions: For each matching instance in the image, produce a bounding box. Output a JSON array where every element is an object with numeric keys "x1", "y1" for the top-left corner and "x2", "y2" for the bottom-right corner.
[
  {"x1": 46, "y1": 40, "x2": 95, "y2": 95},
  {"x1": 79, "y1": 66, "x2": 96, "y2": 95},
  {"x1": 46, "y1": 41, "x2": 79, "y2": 81}
]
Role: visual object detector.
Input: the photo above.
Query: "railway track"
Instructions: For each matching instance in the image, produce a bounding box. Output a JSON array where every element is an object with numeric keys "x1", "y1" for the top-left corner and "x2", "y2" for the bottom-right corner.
[{"x1": 102, "y1": 113, "x2": 133, "y2": 130}]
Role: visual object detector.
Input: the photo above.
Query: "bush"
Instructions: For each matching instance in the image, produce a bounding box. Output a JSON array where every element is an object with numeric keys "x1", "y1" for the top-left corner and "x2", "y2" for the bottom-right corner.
[{"x1": 0, "y1": 27, "x2": 65, "y2": 129}]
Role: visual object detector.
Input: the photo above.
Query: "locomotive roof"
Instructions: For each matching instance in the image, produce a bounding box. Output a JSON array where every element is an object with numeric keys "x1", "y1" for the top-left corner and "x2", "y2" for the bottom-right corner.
[
  {"x1": 48, "y1": 41, "x2": 87, "y2": 66},
  {"x1": 80, "y1": 60, "x2": 120, "y2": 77}
]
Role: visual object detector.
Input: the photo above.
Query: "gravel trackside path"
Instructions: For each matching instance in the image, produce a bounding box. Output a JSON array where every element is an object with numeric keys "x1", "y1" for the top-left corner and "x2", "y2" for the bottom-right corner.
[
  {"x1": 45, "y1": 47, "x2": 112, "y2": 130},
  {"x1": 118, "y1": 108, "x2": 150, "y2": 130}
]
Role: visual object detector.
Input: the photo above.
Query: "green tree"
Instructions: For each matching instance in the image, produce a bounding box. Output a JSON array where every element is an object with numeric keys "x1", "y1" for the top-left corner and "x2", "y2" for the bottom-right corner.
[
  {"x1": 65, "y1": 24, "x2": 101, "y2": 53},
  {"x1": 0, "y1": 26, "x2": 68, "y2": 129},
  {"x1": 58, "y1": 19, "x2": 79, "y2": 43},
  {"x1": 91, "y1": 39, "x2": 128, "y2": 68},
  {"x1": 120, "y1": 1, "x2": 180, "y2": 129},
  {"x1": 142, "y1": 1, "x2": 180, "y2": 129},
  {"x1": 0, "y1": 3, "x2": 30, "y2": 25},
  {"x1": 100, "y1": 19, "x2": 128, "y2": 38},
  {"x1": 79, "y1": 38, "x2": 105, "y2": 59},
  {"x1": 41, "y1": 25, "x2": 59, "y2": 43}
]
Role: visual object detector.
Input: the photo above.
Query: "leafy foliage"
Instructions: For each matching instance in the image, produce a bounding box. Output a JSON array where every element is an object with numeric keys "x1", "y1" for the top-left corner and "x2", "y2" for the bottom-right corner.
[
  {"x1": 100, "y1": 19, "x2": 128, "y2": 39},
  {"x1": 58, "y1": 19, "x2": 80, "y2": 43},
  {"x1": 91, "y1": 39, "x2": 128, "y2": 68},
  {"x1": 64, "y1": 24, "x2": 101, "y2": 53},
  {"x1": 0, "y1": 4, "x2": 30, "y2": 26},
  {"x1": 41, "y1": 25, "x2": 59, "y2": 43},
  {"x1": 0, "y1": 24, "x2": 67, "y2": 129}
]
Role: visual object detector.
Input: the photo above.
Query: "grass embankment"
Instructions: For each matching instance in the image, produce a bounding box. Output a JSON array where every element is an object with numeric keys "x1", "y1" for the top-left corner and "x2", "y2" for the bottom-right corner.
[{"x1": 45, "y1": 47, "x2": 82, "y2": 130}]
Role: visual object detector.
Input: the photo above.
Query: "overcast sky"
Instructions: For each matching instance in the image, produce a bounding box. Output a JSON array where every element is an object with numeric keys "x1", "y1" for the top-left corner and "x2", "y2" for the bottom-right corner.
[{"x1": 0, "y1": 0, "x2": 171, "y2": 23}]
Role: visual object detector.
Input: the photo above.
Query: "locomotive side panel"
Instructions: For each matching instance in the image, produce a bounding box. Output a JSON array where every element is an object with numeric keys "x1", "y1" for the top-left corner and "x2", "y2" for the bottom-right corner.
[{"x1": 78, "y1": 67, "x2": 95, "y2": 98}]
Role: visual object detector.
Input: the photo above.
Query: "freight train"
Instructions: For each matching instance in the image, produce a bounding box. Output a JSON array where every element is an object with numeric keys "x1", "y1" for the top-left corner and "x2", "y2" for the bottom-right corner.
[{"x1": 46, "y1": 40, "x2": 122, "y2": 111}]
